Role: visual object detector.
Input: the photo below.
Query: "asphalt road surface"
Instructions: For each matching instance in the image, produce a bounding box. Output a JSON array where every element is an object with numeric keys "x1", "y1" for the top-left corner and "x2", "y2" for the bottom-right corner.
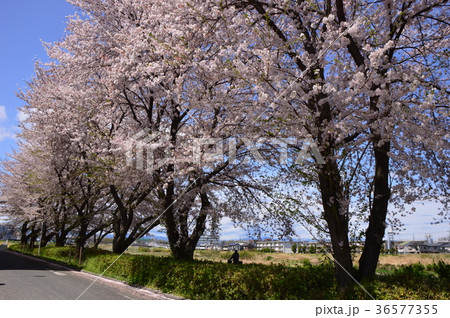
[{"x1": 0, "y1": 244, "x2": 174, "y2": 300}]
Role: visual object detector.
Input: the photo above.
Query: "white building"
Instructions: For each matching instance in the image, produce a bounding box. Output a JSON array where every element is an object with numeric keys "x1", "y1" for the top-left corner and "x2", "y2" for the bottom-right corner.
[
  {"x1": 255, "y1": 240, "x2": 294, "y2": 253},
  {"x1": 197, "y1": 233, "x2": 221, "y2": 250},
  {"x1": 397, "y1": 241, "x2": 424, "y2": 254}
]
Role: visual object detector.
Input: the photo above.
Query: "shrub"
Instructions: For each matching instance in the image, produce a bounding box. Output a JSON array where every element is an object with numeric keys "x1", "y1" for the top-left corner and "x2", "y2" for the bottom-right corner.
[
  {"x1": 258, "y1": 248, "x2": 275, "y2": 253},
  {"x1": 291, "y1": 244, "x2": 297, "y2": 254},
  {"x1": 396, "y1": 263, "x2": 426, "y2": 278},
  {"x1": 430, "y1": 261, "x2": 450, "y2": 281},
  {"x1": 152, "y1": 248, "x2": 167, "y2": 253},
  {"x1": 137, "y1": 247, "x2": 150, "y2": 253},
  {"x1": 302, "y1": 259, "x2": 311, "y2": 266},
  {"x1": 80, "y1": 252, "x2": 339, "y2": 299}
]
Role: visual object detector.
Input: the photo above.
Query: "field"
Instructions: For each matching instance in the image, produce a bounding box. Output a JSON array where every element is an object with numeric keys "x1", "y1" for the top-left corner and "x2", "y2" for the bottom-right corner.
[
  {"x1": 6, "y1": 243, "x2": 450, "y2": 300},
  {"x1": 114, "y1": 245, "x2": 450, "y2": 267}
]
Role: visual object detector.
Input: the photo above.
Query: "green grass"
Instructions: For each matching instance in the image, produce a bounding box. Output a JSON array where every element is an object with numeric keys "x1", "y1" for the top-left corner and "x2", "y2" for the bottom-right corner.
[
  {"x1": 7, "y1": 244, "x2": 450, "y2": 300},
  {"x1": 351, "y1": 262, "x2": 450, "y2": 300},
  {"x1": 81, "y1": 253, "x2": 339, "y2": 299}
]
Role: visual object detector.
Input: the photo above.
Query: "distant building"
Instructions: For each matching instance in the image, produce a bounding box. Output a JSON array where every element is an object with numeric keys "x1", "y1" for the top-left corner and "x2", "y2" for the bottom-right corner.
[
  {"x1": 239, "y1": 242, "x2": 257, "y2": 250},
  {"x1": 221, "y1": 242, "x2": 242, "y2": 251},
  {"x1": 197, "y1": 233, "x2": 220, "y2": 250},
  {"x1": 255, "y1": 240, "x2": 295, "y2": 253},
  {"x1": 132, "y1": 239, "x2": 170, "y2": 249},
  {"x1": 396, "y1": 241, "x2": 450, "y2": 254},
  {"x1": 418, "y1": 242, "x2": 450, "y2": 254},
  {"x1": 440, "y1": 243, "x2": 450, "y2": 253},
  {"x1": 397, "y1": 241, "x2": 424, "y2": 254}
]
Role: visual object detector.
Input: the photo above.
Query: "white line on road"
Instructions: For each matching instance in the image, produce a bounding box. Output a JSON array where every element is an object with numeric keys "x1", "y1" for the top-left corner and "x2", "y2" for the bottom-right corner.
[
  {"x1": 51, "y1": 271, "x2": 66, "y2": 276},
  {"x1": 121, "y1": 294, "x2": 134, "y2": 300}
]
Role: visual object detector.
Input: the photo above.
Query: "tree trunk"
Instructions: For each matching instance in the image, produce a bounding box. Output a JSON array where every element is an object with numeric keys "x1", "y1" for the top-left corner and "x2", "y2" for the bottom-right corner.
[
  {"x1": 54, "y1": 223, "x2": 74, "y2": 247},
  {"x1": 29, "y1": 232, "x2": 38, "y2": 249},
  {"x1": 165, "y1": 186, "x2": 210, "y2": 261},
  {"x1": 53, "y1": 206, "x2": 73, "y2": 247},
  {"x1": 93, "y1": 240, "x2": 101, "y2": 249},
  {"x1": 75, "y1": 221, "x2": 89, "y2": 260},
  {"x1": 20, "y1": 221, "x2": 29, "y2": 246},
  {"x1": 171, "y1": 245, "x2": 195, "y2": 260},
  {"x1": 93, "y1": 229, "x2": 110, "y2": 249},
  {"x1": 109, "y1": 184, "x2": 157, "y2": 254},
  {"x1": 112, "y1": 235, "x2": 132, "y2": 254},
  {"x1": 111, "y1": 215, "x2": 157, "y2": 254},
  {"x1": 318, "y1": 160, "x2": 354, "y2": 290},
  {"x1": 55, "y1": 233, "x2": 66, "y2": 247},
  {"x1": 39, "y1": 223, "x2": 55, "y2": 247},
  {"x1": 359, "y1": 140, "x2": 391, "y2": 280},
  {"x1": 40, "y1": 233, "x2": 55, "y2": 247},
  {"x1": 27, "y1": 223, "x2": 40, "y2": 249}
]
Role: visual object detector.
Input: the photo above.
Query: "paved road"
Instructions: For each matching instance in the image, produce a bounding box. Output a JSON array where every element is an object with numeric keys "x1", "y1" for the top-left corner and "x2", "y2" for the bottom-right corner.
[{"x1": 0, "y1": 245, "x2": 173, "y2": 300}]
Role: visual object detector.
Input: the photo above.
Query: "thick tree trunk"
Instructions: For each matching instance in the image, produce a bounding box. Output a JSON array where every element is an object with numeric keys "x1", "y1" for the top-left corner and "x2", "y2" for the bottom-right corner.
[
  {"x1": 29, "y1": 232, "x2": 39, "y2": 249},
  {"x1": 20, "y1": 221, "x2": 29, "y2": 246},
  {"x1": 26, "y1": 223, "x2": 40, "y2": 249},
  {"x1": 75, "y1": 221, "x2": 89, "y2": 260},
  {"x1": 109, "y1": 184, "x2": 156, "y2": 254},
  {"x1": 53, "y1": 206, "x2": 73, "y2": 247},
  {"x1": 55, "y1": 233, "x2": 66, "y2": 247},
  {"x1": 111, "y1": 206, "x2": 134, "y2": 254},
  {"x1": 318, "y1": 160, "x2": 354, "y2": 290},
  {"x1": 54, "y1": 222, "x2": 75, "y2": 247},
  {"x1": 164, "y1": 181, "x2": 184, "y2": 259},
  {"x1": 165, "y1": 186, "x2": 210, "y2": 261},
  {"x1": 39, "y1": 223, "x2": 55, "y2": 247},
  {"x1": 40, "y1": 233, "x2": 55, "y2": 247},
  {"x1": 111, "y1": 215, "x2": 158, "y2": 254},
  {"x1": 112, "y1": 235, "x2": 134, "y2": 254},
  {"x1": 359, "y1": 141, "x2": 391, "y2": 280},
  {"x1": 171, "y1": 245, "x2": 195, "y2": 260},
  {"x1": 162, "y1": 108, "x2": 210, "y2": 260}
]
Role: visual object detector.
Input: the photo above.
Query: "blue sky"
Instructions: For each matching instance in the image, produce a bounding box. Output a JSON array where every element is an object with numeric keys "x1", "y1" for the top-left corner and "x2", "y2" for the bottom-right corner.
[
  {"x1": 0, "y1": 1, "x2": 448, "y2": 242},
  {"x1": 0, "y1": 0, "x2": 76, "y2": 158}
]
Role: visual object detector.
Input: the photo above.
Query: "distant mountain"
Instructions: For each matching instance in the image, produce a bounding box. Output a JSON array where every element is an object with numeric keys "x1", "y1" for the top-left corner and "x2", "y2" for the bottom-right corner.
[{"x1": 139, "y1": 234, "x2": 168, "y2": 241}]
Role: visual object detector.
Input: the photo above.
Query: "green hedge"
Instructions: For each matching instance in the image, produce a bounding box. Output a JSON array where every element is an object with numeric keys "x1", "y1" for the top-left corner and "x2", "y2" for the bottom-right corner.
[{"x1": 83, "y1": 253, "x2": 338, "y2": 299}]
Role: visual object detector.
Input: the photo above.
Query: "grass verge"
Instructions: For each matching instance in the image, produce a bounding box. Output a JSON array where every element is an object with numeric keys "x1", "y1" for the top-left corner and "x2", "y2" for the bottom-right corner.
[{"x1": 7, "y1": 244, "x2": 450, "y2": 300}]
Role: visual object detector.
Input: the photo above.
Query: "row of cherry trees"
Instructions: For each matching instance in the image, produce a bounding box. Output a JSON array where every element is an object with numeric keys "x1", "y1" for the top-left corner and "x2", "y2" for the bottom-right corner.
[
  {"x1": 1, "y1": 0, "x2": 272, "y2": 259},
  {"x1": 1, "y1": 0, "x2": 448, "y2": 289}
]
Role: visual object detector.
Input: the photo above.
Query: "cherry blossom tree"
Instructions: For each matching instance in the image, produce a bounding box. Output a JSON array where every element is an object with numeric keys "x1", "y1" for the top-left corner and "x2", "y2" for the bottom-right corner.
[
  {"x1": 3, "y1": 0, "x2": 447, "y2": 292},
  {"x1": 2, "y1": 0, "x2": 267, "y2": 261},
  {"x1": 208, "y1": 0, "x2": 449, "y2": 288},
  {"x1": 45, "y1": 0, "x2": 271, "y2": 260}
]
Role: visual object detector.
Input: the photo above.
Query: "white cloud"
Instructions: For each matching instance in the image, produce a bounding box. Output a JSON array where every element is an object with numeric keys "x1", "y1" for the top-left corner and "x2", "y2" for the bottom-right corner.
[
  {"x1": 219, "y1": 217, "x2": 246, "y2": 240},
  {"x1": 393, "y1": 201, "x2": 450, "y2": 241},
  {"x1": 16, "y1": 110, "x2": 29, "y2": 122},
  {"x1": 0, "y1": 105, "x2": 7, "y2": 122},
  {"x1": 0, "y1": 127, "x2": 15, "y2": 141}
]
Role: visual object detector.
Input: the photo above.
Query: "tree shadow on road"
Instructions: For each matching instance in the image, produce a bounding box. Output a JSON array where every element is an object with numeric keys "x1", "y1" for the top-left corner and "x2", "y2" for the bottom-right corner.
[{"x1": 0, "y1": 248, "x2": 75, "y2": 272}]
